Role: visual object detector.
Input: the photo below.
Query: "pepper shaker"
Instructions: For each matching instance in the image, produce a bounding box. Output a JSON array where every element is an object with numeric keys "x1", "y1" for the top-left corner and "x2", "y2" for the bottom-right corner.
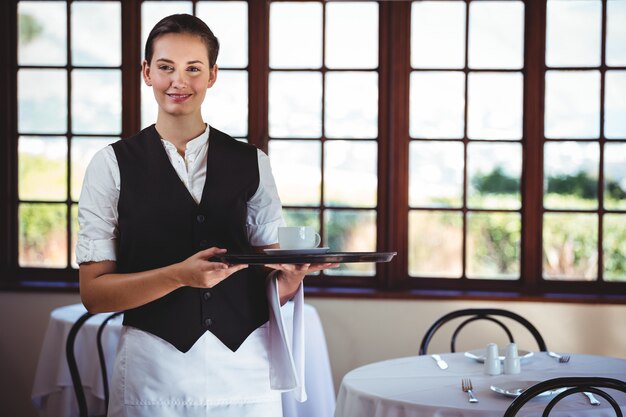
[
  {"x1": 484, "y1": 343, "x2": 502, "y2": 375},
  {"x1": 504, "y1": 342, "x2": 521, "y2": 374}
]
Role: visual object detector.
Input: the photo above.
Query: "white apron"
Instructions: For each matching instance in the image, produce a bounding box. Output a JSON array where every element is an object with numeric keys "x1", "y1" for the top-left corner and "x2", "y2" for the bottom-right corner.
[{"x1": 107, "y1": 323, "x2": 282, "y2": 417}]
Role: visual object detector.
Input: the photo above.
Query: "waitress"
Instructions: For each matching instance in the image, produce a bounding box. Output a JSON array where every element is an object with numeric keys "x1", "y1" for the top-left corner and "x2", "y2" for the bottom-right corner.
[{"x1": 77, "y1": 13, "x2": 337, "y2": 417}]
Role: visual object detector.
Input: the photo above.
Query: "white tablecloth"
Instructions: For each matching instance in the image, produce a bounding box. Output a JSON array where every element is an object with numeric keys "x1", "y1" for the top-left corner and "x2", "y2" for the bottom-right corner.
[
  {"x1": 32, "y1": 302, "x2": 335, "y2": 417},
  {"x1": 335, "y1": 352, "x2": 626, "y2": 417}
]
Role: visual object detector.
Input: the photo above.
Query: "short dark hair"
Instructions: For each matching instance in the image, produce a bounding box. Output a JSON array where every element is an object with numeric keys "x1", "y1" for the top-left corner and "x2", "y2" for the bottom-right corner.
[{"x1": 145, "y1": 14, "x2": 220, "y2": 68}]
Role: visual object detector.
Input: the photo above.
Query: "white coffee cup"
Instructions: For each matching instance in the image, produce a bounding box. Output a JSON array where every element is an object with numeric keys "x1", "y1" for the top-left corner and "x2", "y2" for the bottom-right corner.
[{"x1": 278, "y1": 226, "x2": 321, "y2": 250}]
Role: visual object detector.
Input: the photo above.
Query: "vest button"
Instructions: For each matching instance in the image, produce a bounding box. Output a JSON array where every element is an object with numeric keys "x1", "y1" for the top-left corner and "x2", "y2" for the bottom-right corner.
[
  {"x1": 204, "y1": 318, "x2": 213, "y2": 327},
  {"x1": 197, "y1": 214, "x2": 205, "y2": 223},
  {"x1": 203, "y1": 291, "x2": 211, "y2": 300}
]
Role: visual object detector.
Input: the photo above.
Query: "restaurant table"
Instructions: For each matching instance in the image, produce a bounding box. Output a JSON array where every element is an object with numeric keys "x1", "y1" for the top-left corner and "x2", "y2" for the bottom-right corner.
[
  {"x1": 335, "y1": 351, "x2": 626, "y2": 417},
  {"x1": 32, "y1": 302, "x2": 335, "y2": 417}
]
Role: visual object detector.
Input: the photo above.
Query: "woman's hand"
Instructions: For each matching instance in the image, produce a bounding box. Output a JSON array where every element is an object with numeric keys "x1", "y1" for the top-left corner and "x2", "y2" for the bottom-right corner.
[
  {"x1": 174, "y1": 247, "x2": 248, "y2": 288},
  {"x1": 264, "y1": 263, "x2": 339, "y2": 304}
]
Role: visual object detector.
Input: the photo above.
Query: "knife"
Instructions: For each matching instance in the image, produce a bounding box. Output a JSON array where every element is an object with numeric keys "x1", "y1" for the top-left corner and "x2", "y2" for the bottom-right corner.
[
  {"x1": 583, "y1": 392, "x2": 601, "y2": 406},
  {"x1": 431, "y1": 354, "x2": 448, "y2": 370}
]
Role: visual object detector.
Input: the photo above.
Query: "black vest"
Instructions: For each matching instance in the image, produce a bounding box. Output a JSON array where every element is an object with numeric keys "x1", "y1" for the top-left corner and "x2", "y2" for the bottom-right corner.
[{"x1": 112, "y1": 125, "x2": 269, "y2": 353}]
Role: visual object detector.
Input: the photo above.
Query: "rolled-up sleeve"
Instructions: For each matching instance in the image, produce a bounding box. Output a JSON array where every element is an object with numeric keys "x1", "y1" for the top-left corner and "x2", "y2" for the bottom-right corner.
[
  {"x1": 247, "y1": 149, "x2": 286, "y2": 246},
  {"x1": 76, "y1": 146, "x2": 120, "y2": 264}
]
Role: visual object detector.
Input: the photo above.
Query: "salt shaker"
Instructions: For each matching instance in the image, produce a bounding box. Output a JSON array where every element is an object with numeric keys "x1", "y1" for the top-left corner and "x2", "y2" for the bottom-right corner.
[
  {"x1": 484, "y1": 342, "x2": 502, "y2": 375},
  {"x1": 504, "y1": 342, "x2": 521, "y2": 374}
]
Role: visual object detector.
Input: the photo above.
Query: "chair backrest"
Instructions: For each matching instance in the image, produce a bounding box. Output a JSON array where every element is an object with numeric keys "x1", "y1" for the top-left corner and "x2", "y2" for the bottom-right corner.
[
  {"x1": 418, "y1": 308, "x2": 547, "y2": 355},
  {"x1": 66, "y1": 310, "x2": 122, "y2": 417},
  {"x1": 96, "y1": 311, "x2": 124, "y2": 413},
  {"x1": 66, "y1": 311, "x2": 95, "y2": 417},
  {"x1": 503, "y1": 377, "x2": 626, "y2": 417}
]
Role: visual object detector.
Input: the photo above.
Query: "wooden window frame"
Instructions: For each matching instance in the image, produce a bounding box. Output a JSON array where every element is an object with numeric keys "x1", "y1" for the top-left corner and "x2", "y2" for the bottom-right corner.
[{"x1": 2, "y1": 0, "x2": 625, "y2": 303}]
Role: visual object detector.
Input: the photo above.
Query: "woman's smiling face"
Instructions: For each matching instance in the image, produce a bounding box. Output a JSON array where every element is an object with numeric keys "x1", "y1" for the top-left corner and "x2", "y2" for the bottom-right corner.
[{"x1": 142, "y1": 32, "x2": 217, "y2": 118}]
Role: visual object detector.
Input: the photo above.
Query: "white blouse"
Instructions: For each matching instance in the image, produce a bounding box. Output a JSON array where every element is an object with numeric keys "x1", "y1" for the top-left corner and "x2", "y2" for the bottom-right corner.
[{"x1": 76, "y1": 125, "x2": 306, "y2": 402}]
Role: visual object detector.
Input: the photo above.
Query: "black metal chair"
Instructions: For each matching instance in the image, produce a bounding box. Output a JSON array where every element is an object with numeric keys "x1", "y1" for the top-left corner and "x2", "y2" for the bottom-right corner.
[
  {"x1": 66, "y1": 311, "x2": 95, "y2": 417},
  {"x1": 503, "y1": 377, "x2": 626, "y2": 417},
  {"x1": 418, "y1": 308, "x2": 547, "y2": 355},
  {"x1": 66, "y1": 310, "x2": 123, "y2": 417},
  {"x1": 96, "y1": 311, "x2": 124, "y2": 412}
]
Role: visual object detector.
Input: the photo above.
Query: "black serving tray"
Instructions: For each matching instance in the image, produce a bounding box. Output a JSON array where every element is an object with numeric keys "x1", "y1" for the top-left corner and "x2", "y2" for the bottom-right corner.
[{"x1": 210, "y1": 251, "x2": 396, "y2": 265}]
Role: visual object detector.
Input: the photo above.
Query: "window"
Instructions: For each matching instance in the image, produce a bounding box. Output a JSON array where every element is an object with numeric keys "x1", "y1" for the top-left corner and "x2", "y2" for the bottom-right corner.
[
  {"x1": 268, "y1": 1, "x2": 379, "y2": 277},
  {"x1": 542, "y1": 0, "x2": 626, "y2": 283},
  {"x1": 408, "y1": 1, "x2": 525, "y2": 281},
  {"x1": 2, "y1": 0, "x2": 625, "y2": 298},
  {"x1": 14, "y1": 1, "x2": 122, "y2": 280}
]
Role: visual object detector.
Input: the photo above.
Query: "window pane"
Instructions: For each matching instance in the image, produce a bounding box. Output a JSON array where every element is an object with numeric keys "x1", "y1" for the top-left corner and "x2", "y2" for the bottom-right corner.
[
  {"x1": 203, "y1": 70, "x2": 247, "y2": 137},
  {"x1": 269, "y1": 72, "x2": 322, "y2": 138},
  {"x1": 19, "y1": 203, "x2": 67, "y2": 268},
  {"x1": 604, "y1": 214, "x2": 626, "y2": 282},
  {"x1": 605, "y1": 71, "x2": 626, "y2": 139},
  {"x1": 18, "y1": 1, "x2": 66, "y2": 66},
  {"x1": 409, "y1": 210, "x2": 462, "y2": 277},
  {"x1": 324, "y1": 210, "x2": 376, "y2": 276},
  {"x1": 19, "y1": 137, "x2": 67, "y2": 201},
  {"x1": 141, "y1": 1, "x2": 193, "y2": 60},
  {"x1": 18, "y1": 69, "x2": 67, "y2": 134},
  {"x1": 325, "y1": 72, "x2": 378, "y2": 138},
  {"x1": 546, "y1": 0, "x2": 602, "y2": 67},
  {"x1": 543, "y1": 213, "x2": 598, "y2": 280},
  {"x1": 468, "y1": 142, "x2": 521, "y2": 210},
  {"x1": 409, "y1": 141, "x2": 463, "y2": 208},
  {"x1": 283, "y1": 208, "x2": 320, "y2": 231},
  {"x1": 71, "y1": 137, "x2": 117, "y2": 202},
  {"x1": 270, "y1": 2, "x2": 322, "y2": 69},
  {"x1": 411, "y1": 1, "x2": 465, "y2": 69},
  {"x1": 545, "y1": 70, "x2": 600, "y2": 139},
  {"x1": 72, "y1": 69, "x2": 122, "y2": 135},
  {"x1": 269, "y1": 140, "x2": 321, "y2": 206},
  {"x1": 467, "y1": 212, "x2": 520, "y2": 279},
  {"x1": 324, "y1": 141, "x2": 377, "y2": 208},
  {"x1": 197, "y1": 1, "x2": 248, "y2": 68},
  {"x1": 607, "y1": 0, "x2": 626, "y2": 66},
  {"x1": 544, "y1": 142, "x2": 599, "y2": 210},
  {"x1": 604, "y1": 143, "x2": 626, "y2": 210},
  {"x1": 326, "y1": 2, "x2": 378, "y2": 69},
  {"x1": 410, "y1": 71, "x2": 465, "y2": 139},
  {"x1": 468, "y1": 1, "x2": 524, "y2": 69},
  {"x1": 71, "y1": 2, "x2": 121, "y2": 67},
  {"x1": 467, "y1": 72, "x2": 523, "y2": 140}
]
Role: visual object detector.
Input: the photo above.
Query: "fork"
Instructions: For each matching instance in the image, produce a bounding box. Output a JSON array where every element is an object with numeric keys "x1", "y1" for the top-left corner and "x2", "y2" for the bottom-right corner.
[
  {"x1": 548, "y1": 351, "x2": 571, "y2": 363},
  {"x1": 461, "y1": 378, "x2": 479, "y2": 403}
]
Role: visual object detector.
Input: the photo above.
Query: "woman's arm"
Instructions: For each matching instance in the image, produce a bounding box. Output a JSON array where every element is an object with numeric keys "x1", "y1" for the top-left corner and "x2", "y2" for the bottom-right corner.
[{"x1": 79, "y1": 247, "x2": 247, "y2": 313}]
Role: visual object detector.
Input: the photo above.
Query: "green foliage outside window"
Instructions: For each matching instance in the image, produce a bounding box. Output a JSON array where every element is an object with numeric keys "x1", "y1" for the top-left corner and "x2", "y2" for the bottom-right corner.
[{"x1": 18, "y1": 13, "x2": 42, "y2": 45}]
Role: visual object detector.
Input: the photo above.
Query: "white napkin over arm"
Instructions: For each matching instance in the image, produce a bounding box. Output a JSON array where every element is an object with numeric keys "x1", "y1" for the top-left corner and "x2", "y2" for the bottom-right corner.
[{"x1": 267, "y1": 273, "x2": 307, "y2": 402}]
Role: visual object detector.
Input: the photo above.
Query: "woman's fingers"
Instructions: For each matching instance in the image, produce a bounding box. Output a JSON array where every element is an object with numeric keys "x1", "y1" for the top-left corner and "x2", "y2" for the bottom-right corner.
[
  {"x1": 196, "y1": 247, "x2": 227, "y2": 259},
  {"x1": 263, "y1": 262, "x2": 339, "y2": 272},
  {"x1": 178, "y1": 248, "x2": 250, "y2": 288}
]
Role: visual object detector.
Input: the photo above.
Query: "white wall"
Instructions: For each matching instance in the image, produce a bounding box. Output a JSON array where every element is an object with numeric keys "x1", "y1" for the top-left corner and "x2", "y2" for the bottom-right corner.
[
  {"x1": 1, "y1": 292, "x2": 625, "y2": 417},
  {"x1": 0, "y1": 292, "x2": 81, "y2": 417}
]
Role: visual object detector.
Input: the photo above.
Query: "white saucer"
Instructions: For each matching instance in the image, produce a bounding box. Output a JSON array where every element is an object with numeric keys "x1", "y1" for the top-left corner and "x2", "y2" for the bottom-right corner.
[
  {"x1": 464, "y1": 348, "x2": 533, "y2": 363},
  {"x1": 263, "y1": 247, "x2": 330, "y2": 255},
  {"x1": 490, "y1": 380, "x2": 566, "y2": 398}
]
